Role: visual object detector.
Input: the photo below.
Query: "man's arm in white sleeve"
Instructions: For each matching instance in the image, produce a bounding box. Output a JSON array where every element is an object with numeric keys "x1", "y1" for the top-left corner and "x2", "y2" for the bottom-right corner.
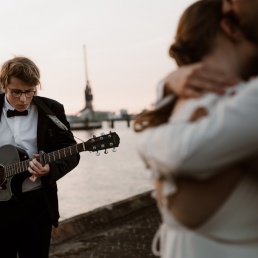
[{"x1": 137, "y1": 78, "x2": 258, "y2": 179}]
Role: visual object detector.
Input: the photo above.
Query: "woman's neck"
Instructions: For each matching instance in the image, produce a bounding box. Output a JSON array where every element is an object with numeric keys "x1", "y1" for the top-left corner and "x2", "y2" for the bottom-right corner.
[{"x1": 203, "y1": 37, "x2": 243, "y2": 82}]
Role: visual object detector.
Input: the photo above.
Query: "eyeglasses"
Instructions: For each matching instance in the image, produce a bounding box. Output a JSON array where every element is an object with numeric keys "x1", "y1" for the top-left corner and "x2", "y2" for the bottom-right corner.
[{"x1": 8, "y1": 88, "x2": 36, "y2": 98}]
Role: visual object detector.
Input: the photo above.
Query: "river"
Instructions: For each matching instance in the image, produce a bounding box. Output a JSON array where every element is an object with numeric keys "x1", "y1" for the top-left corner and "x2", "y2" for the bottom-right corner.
[{"x1": 57, "y1": 121, "x2": 153, "y2": 221}]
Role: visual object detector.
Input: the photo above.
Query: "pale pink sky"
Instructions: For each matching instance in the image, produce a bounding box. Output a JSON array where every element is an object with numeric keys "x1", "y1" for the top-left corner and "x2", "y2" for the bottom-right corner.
[{"x1": 0, "y1": 0, "x2": 195, "y2": 115}]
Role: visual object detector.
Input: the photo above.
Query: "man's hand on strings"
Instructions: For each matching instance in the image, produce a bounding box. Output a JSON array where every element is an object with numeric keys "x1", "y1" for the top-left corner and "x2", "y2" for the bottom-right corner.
[{"x1": 28, "y1": 154, "x2": 50, "y2": 182}]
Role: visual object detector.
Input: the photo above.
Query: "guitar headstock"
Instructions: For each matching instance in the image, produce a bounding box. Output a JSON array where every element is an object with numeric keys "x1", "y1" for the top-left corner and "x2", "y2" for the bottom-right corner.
[{"x1": 85, "y1": 132, "x2": 120, "y2": 154}]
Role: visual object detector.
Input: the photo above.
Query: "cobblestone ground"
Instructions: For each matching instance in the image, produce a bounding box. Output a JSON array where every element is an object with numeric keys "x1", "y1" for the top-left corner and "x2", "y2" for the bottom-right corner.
[{"x1": 50, "y1": 192, "x2": 161, "y2": 258}]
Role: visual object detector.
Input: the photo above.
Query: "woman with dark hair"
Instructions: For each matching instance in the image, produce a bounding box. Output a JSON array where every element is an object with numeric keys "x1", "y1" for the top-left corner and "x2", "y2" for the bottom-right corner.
[{"x1": 135, "y1": 0, "x2": 258, "y2": 257}]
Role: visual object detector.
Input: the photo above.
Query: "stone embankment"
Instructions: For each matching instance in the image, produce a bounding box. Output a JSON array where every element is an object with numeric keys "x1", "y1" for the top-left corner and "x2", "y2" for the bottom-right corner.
[{"x1": 50, "y1": 190, "x2": 161, "y2": 258}]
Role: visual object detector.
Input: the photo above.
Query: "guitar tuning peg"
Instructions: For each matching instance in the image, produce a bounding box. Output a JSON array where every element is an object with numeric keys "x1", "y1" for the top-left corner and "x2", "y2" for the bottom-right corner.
[
  {"x1": 112, "y1": 148, "x2": 116, "y2": 152},
  {"x1": 104, "y1": 149, "x2": 108, "y2": 154},
  {"x1": 96, "y1": 151, "x2": 100, "y2": 156},
  {"x1": 100, "y1": 132, "x2": 105, "y2": 136},
  {"x1": 93, "y1": 135, "x2": 96, "y2": 138}
]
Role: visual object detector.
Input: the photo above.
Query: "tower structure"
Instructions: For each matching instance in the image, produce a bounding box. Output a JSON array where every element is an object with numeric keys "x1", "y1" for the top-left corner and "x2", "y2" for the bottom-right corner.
[
  {"x1": 85, "y1": 80, "x2": 93, "y2": 110},
  {"x1": 83, "y1": 45, "x2": 93, "y2": 110}
]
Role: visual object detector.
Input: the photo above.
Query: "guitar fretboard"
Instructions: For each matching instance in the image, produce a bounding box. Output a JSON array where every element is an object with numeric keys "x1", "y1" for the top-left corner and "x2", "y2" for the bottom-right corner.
[{"x1": 5, "y1": 142, "x2": 86, "y2": 178}]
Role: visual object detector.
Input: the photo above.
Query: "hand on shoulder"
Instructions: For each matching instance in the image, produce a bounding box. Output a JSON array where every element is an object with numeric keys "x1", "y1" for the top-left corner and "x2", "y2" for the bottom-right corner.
[{"x1": 164, "y1": 62, "x2": 239, "y2": 98}]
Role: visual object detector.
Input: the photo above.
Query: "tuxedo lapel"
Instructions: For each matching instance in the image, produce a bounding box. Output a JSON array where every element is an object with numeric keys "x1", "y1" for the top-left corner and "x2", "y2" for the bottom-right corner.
[
  {"x1": 0, "y1": 94, "x2": 5, "y2": 121},
  {"x1": 36, "y1": 102, "x2": 50, "y2": 150}
]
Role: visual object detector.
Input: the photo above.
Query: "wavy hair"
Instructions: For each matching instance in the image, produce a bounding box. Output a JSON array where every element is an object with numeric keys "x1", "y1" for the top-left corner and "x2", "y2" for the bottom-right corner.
[
  {"x1": 134, "y1": 0, "x2": 222, "y2": 132},
  {"x1": 0, "y1": 56, "x2": 41, "y2": 89}
]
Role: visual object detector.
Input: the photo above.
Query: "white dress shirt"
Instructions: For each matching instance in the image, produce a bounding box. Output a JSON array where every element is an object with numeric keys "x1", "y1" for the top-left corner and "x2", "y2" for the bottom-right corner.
[{"x1": 0, "y1": 96, "x2": 41, "y2": 192}]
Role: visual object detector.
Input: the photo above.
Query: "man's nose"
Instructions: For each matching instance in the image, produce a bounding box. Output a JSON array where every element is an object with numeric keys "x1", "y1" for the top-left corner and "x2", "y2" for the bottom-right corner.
[{"x1": 19, "y1": 93, "x2": 27, "y2": 101}]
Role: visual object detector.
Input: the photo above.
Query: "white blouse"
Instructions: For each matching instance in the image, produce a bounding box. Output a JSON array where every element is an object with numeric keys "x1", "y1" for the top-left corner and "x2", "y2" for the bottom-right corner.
[
  {"x1": 137, "y1": 77, "x2": 258, "y2": 178},
  {"x1": 137, "y1": 78, "x2": 258, "y2": 258}
]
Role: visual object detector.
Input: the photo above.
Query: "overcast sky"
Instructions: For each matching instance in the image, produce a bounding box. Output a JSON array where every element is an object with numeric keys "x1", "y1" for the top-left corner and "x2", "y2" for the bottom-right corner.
[{"x1": 0, "y1": 0, "x2": 195, "y2": 114}]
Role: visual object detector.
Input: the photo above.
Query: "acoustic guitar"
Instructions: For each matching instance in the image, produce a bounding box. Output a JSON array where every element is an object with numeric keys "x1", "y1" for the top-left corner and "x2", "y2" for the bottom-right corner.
[{"x1": 0, "y1": 132, "x2": 120, "y2": 201}]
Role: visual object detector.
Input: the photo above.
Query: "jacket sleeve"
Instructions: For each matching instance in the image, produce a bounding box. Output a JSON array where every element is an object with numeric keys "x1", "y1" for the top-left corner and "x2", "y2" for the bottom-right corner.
[
  {"x1": 40, "y1": 100, "x2": 80, "y2": 185},
  {"x1": 137, "y1": 77, "x2": 258, "y2": 179}
]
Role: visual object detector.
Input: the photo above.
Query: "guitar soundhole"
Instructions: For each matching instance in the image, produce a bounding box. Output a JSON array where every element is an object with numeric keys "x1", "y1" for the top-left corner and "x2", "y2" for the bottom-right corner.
[{"x1": 0, "y1": 165, "x2": 5, "y2": 186}]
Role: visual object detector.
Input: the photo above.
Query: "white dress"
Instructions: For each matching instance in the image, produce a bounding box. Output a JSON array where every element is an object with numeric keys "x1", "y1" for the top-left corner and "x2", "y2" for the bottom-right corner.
[{"x1": 138, "y1": 82, "x2": 258, "y2": 258}]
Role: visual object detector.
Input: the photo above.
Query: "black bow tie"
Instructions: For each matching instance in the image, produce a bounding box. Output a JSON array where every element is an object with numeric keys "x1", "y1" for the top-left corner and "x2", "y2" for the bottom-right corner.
[{"x1": 7, "y1": 109, "x2": 28, "y2": 118}]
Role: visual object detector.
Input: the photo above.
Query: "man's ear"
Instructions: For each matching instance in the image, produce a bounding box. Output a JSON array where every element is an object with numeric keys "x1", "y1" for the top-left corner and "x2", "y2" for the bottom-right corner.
[
  {"x1": 1, "y1": 85, "x2": 7, "y2": 94},
  {"x1": 220, "y1": 18, "x2": 243, "y2": 42}
]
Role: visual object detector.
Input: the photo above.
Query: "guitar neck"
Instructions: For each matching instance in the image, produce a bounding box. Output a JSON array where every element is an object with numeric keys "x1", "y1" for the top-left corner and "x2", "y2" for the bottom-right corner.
[
  {"x1": 5, "y1": 143, "x2": 86, "y2": 178},
  {"x1": 4, "y1": 131, "x2": 120, "y2": 178},
  {"x1": 42, "y1": 142, "x2": 86, "y2": 164}
]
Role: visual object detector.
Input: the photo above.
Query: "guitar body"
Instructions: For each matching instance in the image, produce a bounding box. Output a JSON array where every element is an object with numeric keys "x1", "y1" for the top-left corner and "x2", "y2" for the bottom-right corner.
[{"x1": 0, "y1": 145, "x2": 30, "y2": 201}]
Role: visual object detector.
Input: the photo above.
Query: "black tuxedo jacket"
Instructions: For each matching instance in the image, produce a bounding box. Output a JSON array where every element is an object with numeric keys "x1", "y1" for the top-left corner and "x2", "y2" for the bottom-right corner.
[{"x1": 0, "y1": 93, "x2": 80, "y2": 227}]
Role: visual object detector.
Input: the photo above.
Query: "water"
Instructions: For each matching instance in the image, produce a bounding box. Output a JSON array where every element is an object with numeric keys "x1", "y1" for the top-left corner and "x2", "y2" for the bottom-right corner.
[{"x1": 57, "y1": 121, "x2": 153, "y2": 221}]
